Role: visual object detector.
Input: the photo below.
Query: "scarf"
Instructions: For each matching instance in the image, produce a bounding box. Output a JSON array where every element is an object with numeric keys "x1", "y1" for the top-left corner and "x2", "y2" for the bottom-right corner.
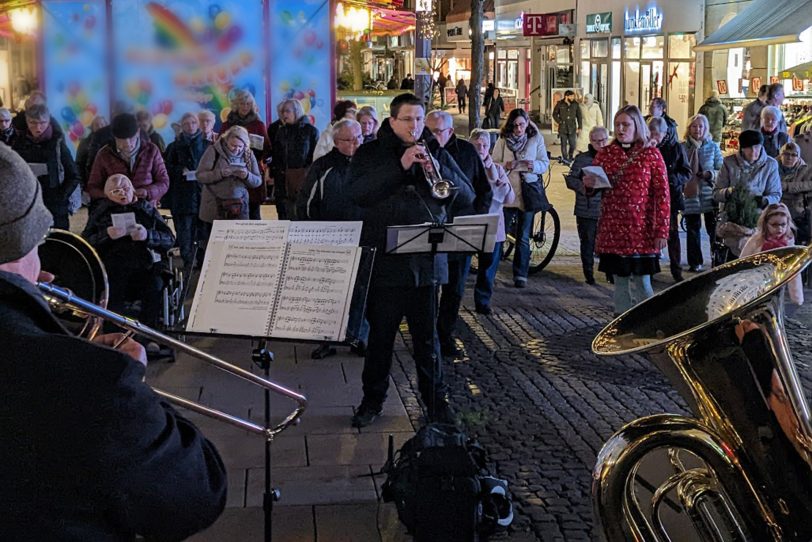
[
  {"x1": 779, "y1": 162, "x2": 802, "y2": 177},
  {"x1": 181, "y1": 129, "x2": 205, "y2": 165},
  {"x1": 762, "y1": 235, "x2": 790, "y2": 251},
  {"x1": 686, "y1": 137, "x2": 702, "y2": 175},
  {"x1": 226, "y1": 109, "x2": 259, "y2": 127},
  {"x1": 28, "y1": 124, "x2": 53, "y2": 144},
  {"x1": 0, "y1": 125, "x2": 14, "y2": 141},
  {"x1": 505, "y1": 132, "x2": 528, "y2": 154}
]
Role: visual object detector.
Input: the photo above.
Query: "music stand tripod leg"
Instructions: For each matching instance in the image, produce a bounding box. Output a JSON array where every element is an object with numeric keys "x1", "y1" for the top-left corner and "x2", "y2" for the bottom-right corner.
[{"x1": 252, "y1": 341, "x2": 279, "y2": 542}]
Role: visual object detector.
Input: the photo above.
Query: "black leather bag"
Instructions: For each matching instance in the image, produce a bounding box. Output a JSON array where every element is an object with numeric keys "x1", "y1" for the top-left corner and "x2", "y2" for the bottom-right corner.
[{"x1": 520, "y1": 175, "x2": 551, "y2": 213}]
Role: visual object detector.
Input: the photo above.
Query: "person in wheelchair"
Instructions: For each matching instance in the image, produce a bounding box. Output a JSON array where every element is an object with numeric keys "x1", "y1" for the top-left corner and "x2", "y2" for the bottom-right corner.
[{"x1": 82, "y1": 174, "x2": 175, "y2": 329}]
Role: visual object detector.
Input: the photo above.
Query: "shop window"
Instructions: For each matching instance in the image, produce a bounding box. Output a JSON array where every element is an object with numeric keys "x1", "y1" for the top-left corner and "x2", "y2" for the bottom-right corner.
[
  {"x1": 580, "y1": 60, "x2": 590, "y2": 92},
  {"x1": 580, "y1": 40, "x2": 590, "y2": 60},
  {"x1": 611, "y1": 60, "x2": 621, "y2": 124},
  {"x1": 592, "y1": 39, "x2": 609, "y2": 58},
  {"x1": 612, "y1": 38, "x2": 621, "y2": 60},
  {"x1": 624, "y1": 37, "x2": 641, "y2": 60},
  {"x1": 556, "y1": 46, "x2": 571, "y2": 64},
  {"x1": 498, "y1": 49, "x2": 507, "y2": 59},
  {"x1": 667, "y1": 61, "x2": 695, "y2": 130},
  {"x1": 641, "y1": 36, "x2": 664, "y2": 59},
  {"x1": 625, "y1": 61, "x2": 640, "y2": 108},
  {"x1": 668, "y1": 33, "x2": 695, "y2": 59},
  {"x1": 508, "y1": 49, "x2": 519, "y2": 60}
]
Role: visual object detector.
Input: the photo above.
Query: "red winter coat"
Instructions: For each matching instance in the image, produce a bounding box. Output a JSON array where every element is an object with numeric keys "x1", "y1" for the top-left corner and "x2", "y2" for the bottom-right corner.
[
  {"x1": 87, "y1": 141, "x2": 169, "y2": 204},
  {"x1": 594, "y1": 142, "x2": 670, "y2": 256}
]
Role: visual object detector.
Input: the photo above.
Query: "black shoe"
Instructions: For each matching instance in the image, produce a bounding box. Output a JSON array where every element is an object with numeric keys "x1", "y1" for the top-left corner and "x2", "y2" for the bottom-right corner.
[
  {"x1": 430, "y1": 401, "x2": 456, "y2": 425},
  {"x1": 585, "y1": 276, "x2": 596, "y2": 285},
  {"x1": 687, "y1": 265, "x2": 704, "y2": 273},
  {"x1": 441, "y1": 342, "x2": 463, "y2": 359},
  {"x1": 514, "y1": 279, "x2": 527, "y2": 288},
  {"x1": 350, "y1": 341, "x2": 367, "y2": 357},
  {"x1": 475, "y1": 304, "x2": 492, "y2": 315},
  {"x1": 605, "y1": 274, "x2": 614, "y2": 284},
  {"x1": 351, "y1": 403, "x2": 382, "y2": 428},
  {"x1": 311, "y1": 343, "x2": 337, "y2": 359},
  {"x1": 672, "y1": 273, "x2": 684, "y2": 283}
]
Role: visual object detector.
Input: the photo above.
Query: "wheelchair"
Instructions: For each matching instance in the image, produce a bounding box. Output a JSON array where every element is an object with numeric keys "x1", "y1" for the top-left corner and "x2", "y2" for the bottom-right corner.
[{"x1": 161, "y1": 247, "x2": 187, "y2": 330}]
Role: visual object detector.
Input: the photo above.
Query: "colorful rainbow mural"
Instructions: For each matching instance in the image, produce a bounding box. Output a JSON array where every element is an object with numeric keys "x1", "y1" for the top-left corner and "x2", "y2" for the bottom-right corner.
[{"x1": 145, "y1": 2, "x2": 198, "y2": 50}]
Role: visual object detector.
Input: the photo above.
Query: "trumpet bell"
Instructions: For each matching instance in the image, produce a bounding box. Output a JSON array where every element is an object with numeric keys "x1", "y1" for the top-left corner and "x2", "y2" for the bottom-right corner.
[
  {"x1": 593, "y1": 246, "x2": 812, "y2": 541},
  {"x1": 38, "y1": 228, "x2": 108, "y2": 339}
]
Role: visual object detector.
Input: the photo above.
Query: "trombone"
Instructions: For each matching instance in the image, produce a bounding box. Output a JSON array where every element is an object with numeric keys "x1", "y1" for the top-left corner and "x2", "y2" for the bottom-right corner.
[{"x1": 37, "y1": 231, "x2": 306, "y2": 442}]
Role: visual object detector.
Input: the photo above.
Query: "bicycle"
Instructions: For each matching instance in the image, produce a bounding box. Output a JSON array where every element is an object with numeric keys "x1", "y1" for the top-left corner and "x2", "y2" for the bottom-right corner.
[{"x1": 501, "y1": 153, "x2": 563, "y2": 274}]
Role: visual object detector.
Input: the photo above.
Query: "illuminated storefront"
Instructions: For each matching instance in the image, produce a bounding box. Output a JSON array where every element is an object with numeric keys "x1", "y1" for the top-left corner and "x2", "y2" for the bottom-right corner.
[
  {"x1": 0, "y1": 4, "x2": 40, "y2": 110},
  {"x1": 576, "y1": 1, "x2": 703, "y2": 130}
]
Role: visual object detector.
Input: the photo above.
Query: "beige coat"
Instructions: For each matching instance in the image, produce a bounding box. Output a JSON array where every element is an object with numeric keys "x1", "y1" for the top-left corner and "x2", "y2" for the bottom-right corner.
[{"x1": 195, "y1": 138, "x2": 262, "y2": 222}]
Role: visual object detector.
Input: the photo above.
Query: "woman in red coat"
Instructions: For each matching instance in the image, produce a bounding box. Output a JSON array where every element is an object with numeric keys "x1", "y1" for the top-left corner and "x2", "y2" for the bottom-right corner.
[
  {"x1": 585, "y1": 105, "x2": 670, "y2": 315},
  {"x1": 220, "y1": 89, "x2": 271, "y2": 219}
]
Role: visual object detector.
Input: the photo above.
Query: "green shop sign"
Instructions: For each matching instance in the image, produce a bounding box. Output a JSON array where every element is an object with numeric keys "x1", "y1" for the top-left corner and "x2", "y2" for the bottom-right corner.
[{"x1": 586, "y1": 12, "x2": 612, "y2": 34}]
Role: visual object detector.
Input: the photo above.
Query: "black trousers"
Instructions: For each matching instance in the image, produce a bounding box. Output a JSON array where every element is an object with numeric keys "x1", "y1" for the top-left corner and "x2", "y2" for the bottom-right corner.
[
  {"x1": 560, "y1": 131, "x2": 577, "y2": 161},
  {"x1": 437, "y1": 254, "x2": 471, "y2": 348},
  {"x1": 667, "y1": 210, "x2": 682, "y2": 274},
  {"x1": 106, "y1": 263, "x2": 164, "y2": 328},
  {"x1": 685, "y1": 212, "x2": 716, "y2": 267},
  {"x1": 576, "y1": 217, "x2": 597, "y2": 280},
  {"x1": 362, "y1": 285, "x2": 445, "y2": 410}
]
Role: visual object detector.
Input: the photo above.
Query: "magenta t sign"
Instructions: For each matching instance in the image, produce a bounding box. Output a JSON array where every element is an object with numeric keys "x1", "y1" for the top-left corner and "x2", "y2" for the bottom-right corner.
[{"x1": 523, "y1": 13, "x2": 558, "y2": 37}]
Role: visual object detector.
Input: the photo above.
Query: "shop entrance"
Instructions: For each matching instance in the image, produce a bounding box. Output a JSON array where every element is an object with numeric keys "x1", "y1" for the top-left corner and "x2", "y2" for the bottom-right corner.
[
  {"x1": 538, "y1": 44, "x2": 574, "y2": 123},
  {"x1": 589, "y1": 61, "x2": 609, "y2": 120},
  {"x1": 624, "y1": 60, "x2": 663, "y2": 111}
]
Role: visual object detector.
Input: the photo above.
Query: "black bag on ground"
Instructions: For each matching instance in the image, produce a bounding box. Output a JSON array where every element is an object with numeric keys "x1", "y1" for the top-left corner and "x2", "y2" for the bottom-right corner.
[{"x1": 381, "y1": 423, "x2": 513, "y2": 541}]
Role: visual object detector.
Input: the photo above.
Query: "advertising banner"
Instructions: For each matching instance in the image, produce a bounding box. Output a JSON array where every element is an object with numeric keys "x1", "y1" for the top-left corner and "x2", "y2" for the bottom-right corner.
[
  {"x1": 268, "y1": 0, "x2": 331, "y2": 131},
  {"x1": 42, "y1": 0, "x2": 109, "y2": 154},
  {"x1": 111, "y1": 0, "x2": 266, "y2": 141}
]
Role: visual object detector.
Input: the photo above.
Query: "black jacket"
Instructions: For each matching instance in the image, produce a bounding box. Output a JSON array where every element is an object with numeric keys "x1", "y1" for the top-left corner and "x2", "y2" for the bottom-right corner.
[
  {"x1": 271, "y1": 117, "x2": 319, "y2": 178},
  {"x1": 12, "y1": 129, "x2": 79, "y2": 218},
  {"x1": 553, "y1": 99, "x2": 583, "y2": 135},
  {"x1": 645, "y1": 113, "x2": 679, "y2": 143},
  {"x1": 656, "y1": 131, "x2": 691, "y2": 212},
  {"x1": 346, "y1": 127, "x2": 475, "y2": 288},
  {"x1": 82, "y1": 198, "x2": 176, "y2": 270},
  {"x1": 442, "y1": 134, "x2": 492, "y2": 214},
  {"x1": 296, "y1": 147, "x2": 359, "y2": 220},
  {"x1": 163, "y1": 130, "x2": 211, "y2": 215},
  {"x1": 0, "y1": 271, "x2": 226, "y2": 540}
]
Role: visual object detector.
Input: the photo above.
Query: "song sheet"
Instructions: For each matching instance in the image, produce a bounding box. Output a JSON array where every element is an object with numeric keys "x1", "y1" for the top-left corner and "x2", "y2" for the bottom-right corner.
[
  {"x1": 288, "y1": 221, "x2": 362, "y2": 246},
  {"x1": 270, "y1": 245, "x2": 361, "y2": 340}
]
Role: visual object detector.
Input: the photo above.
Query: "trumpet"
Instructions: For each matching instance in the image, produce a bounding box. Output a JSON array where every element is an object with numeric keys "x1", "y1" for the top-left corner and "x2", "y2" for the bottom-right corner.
[
  {"x1": 411, "y1": 131, "x2": 454, "y2": 199},
  {"x1": 37, "y1": 230, "x2": 306, "y2": 442}
]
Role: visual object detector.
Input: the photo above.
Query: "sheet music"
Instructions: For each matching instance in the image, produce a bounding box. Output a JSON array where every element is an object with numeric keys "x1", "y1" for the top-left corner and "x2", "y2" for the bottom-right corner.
[
  {"x1": 210, "y1": 220, "x2": 290, "y2": 243},
  {"x1": 270, "y1": 245, "x2": 361, "y2": 341},
  {"x1": 288, "y1": 221, "x2": 362, "y2": 246},
  {"x1": 186, "y1": 241, "x2": 286, "y2": 336},
  {"x1": 385, "y1": 215, "x2": 496, "y2": 254}
]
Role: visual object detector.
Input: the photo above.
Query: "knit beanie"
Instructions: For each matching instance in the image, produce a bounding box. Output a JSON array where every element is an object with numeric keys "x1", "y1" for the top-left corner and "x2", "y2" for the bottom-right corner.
[
  {"x1": 739, "y1": 129, "x2": 764, "y2": 149},
  {"x1": 111, "y1": 113, "x2": 139, "y2": 139},
  {"x1": 0, "y1": 142, "x2": 53, "y2": 264}
]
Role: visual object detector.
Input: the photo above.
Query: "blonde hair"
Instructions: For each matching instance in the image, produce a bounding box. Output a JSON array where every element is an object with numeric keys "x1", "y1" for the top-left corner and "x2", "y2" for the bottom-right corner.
[
  {"x1": 758, "y1": 202, "x2": 796, "y2": 239},
  {"x1": 197, "y1": 109, "x2": 215, "y2": 122},
  {"x1": 356, "y1": 105, "x2": 379, "y2": 126},
  {"x1": 231, "y1": 89, "x2": 257, "y2": 112},
  {"x1": 684, "y1": 114, "x2": 711, "y2": 142},
  {"x1": 278, "y1": 98, "x2": 304, "y2": 120},
  {"x1": 613, "y1": 105, "x2": 649, "y2": 145},
  {"x1": 780, "y1": 141, "x2": 801, "y2": 157},
  {"x1": 221, "y1": 125, "x2": 250, "y2": 149}
]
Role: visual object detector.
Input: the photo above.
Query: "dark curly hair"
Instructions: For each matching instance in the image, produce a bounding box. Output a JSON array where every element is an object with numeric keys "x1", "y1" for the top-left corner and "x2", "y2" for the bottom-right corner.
[{"x1": 500, "y1": 108, "x2": 538, "y2": 139}]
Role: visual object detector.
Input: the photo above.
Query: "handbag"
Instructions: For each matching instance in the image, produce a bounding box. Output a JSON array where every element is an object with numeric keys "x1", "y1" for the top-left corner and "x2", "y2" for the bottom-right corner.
[
  {"x1": 683, "y1": 177, "x2": 699, "y2": 198},
  {"x1": 284, "y1": 167, "x2": 308, "y2": 204},
  {"x1": 520, "y1": 175, "x2": 551, "y2": 213},
  {"x1": 204, "y1": 184, "x2": 246, "y2": 219}
]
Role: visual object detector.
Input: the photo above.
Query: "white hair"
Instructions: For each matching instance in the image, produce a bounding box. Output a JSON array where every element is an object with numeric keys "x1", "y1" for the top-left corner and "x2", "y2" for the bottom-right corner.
[
  {"x1": 426, "y1": 109, "x2": 453, "y2": 129},
  {"x1": 761, "y1": 105, "x2": 781, "y2": 121}
]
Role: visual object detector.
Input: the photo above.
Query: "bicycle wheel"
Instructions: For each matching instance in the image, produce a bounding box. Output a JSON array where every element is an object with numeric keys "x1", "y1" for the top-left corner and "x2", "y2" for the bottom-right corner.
[{"x1": 527, "y1": 207, "x2": 561, "y2": 274}]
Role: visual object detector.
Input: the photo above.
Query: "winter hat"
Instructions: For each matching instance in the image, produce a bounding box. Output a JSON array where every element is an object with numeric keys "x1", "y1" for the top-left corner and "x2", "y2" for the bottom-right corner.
[
  {"x1": 0, "y1": 142, "x2": 53, "y2": 264},
  {"x1": 111, "y1": 113, "x2": 139, "y2": 139},
  {"x1": 739, "y1": 129, "x2": 764, "y2": 149}
]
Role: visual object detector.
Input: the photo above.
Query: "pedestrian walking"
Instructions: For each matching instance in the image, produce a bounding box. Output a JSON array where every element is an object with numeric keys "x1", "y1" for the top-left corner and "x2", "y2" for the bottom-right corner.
[
  {"x1": 576, "y1": 93, "x2": 603, "y2": 153},
  {"x1": 565, "y1": 126, "x2": 610, "y2": 284},
  {"x1": 456, "y1": 79, "x2": 468, "y2": 114},
  {"x1": 681, "y1": 114, "x2": 723, "y2": 273},
  {"x1": 437, "y1": 71, "x2": 448, "y2": 107},
  {"x1": 697, "y1": 91, "x2": 728, "y2": 143},
  {"x1": 470, "y1": 128, "x2": 516, "y2": 313},
  {"x1": 645, "y1": 97, "x2": 678, "y2": 143},
  {"x1": 742, "y1": 85, "x2": 768, "y2": 131},
  {"x1": 584, "y1": 105, "x2": 670, "y2": 315},
  {"x1": 483, "y1": 82, "x2": 494, "y2": 114},
  {"x1": 553, "y1": 90, "x2": 582, "y2": 162},
  {"x1": 492, "y1": 108, "x2": 550, "y2": 288},
  {"x1": 485, "y1": 88, "x2": 504, "y2": 129}
]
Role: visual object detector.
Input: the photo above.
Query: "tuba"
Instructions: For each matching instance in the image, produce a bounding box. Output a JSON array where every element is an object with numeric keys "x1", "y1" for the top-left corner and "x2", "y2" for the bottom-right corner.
[
  {"x1": 38, "y1": 230, "x2": 307, "y2": 441},
  {"x1": 592, "y1": 246, "x2": 812, "y2": 541},
  {"x1": 411, "y1": 131, "x2": 454, "y2": 199}
]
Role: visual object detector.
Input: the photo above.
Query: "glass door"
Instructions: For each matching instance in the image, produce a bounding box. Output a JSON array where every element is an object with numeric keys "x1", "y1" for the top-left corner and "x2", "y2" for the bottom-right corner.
[{"x1": 640, "y1": 61, "x2": 664, "y2": 111}]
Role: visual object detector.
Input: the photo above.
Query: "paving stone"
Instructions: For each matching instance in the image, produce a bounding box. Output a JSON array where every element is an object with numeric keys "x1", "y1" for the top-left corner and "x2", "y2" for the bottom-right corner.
[
  {"x1": 314, "y1": 503, "x2": 383, "y2": 542},
  {"x1": 187, "y1": 506, "x2": 313, "y2": 542},
  {"x1": 307, "y1": 432, "x2": 414, "y2": 467},
  {"x1": 245, "y1": 465, "x2": 377, "y2": 507}
]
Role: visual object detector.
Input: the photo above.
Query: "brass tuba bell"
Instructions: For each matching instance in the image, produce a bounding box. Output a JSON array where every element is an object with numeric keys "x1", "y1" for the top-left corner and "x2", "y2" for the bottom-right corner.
[{"x1": 592, "y1": 246, "x2": 812, "y2": 541}]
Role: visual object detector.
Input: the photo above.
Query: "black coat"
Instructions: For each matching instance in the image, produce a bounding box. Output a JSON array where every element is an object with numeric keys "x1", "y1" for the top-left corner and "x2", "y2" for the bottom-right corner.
[
  {"x1": 442, "y1": 134, "x2": 492, "y2": 214},
  {"x1": 553, "y1": 99, "x2": 583, "y2": 135},
  {"x1": 346, "y1": 127, "x2": 475, "y2": 288},
  {"x1": 12, "y1": 130, "x2": 79, "y2": 219},
  {"x1": 82, "y1": 198, "x2": 176, "y2": 270},
  {"x1": 296, "y1": 147, "x2": 359, "y2": 221},
  {"x1": 656, "y1": 132, "x2": 691, "y2": 212},
  {"x1": 0, "y1": 271, "x2": 226, "y2": 540},
  {"x1": 163, "y1": 131, "x2": 211, "y2": 215},
  {"x1": 271, "y1": 117, "x2": 319, "y2": 179}
]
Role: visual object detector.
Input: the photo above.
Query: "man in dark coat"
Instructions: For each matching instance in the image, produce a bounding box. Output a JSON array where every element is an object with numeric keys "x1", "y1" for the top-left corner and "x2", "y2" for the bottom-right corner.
[
  {"x1": 11, "y1": 104, "x2": 79, "y2": 230},
  {"x1": 649, "y1": 116, "x2": 691, "y2": 282},
  {"x1": 698, "y1": 91, "x2": 728, "y2": 143},
  {"x1": 164, "y1": 112, "x2": 211, "y2": 268},
  {"x1": 0, "y1": 144, "x2": 226, "y2": 540},
  {"x1": 426, "y1": 109, "x2": 492, "y2": 358},
  {"x1": 553, "y1": 90, "x2": 582, "y2": 163},
  {"x1": 346, "y1": 93, "x2": 475, "y2": 428},
  {"x1": 645, "y1": 96, "x2": 678, "y2": 143},
  {"x1": 565, "y1": 126, "x2": 610, "y2": 284}
]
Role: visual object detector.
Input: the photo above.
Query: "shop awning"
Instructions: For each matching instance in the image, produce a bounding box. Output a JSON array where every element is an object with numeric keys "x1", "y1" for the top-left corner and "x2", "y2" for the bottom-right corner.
[
  {"x1": 780, "y1": 60, "x2": 812, "y2": 79},
  {"x1": 370, "y1": 7, "x2": 414, "y2": 37},
  {"x1": 694, "y1": 0, "x2": 812, "y2": 52}
]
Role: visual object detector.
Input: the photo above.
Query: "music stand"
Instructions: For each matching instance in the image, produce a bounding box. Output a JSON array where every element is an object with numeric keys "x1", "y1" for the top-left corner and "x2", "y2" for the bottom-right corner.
[{"x1": 384, "y1": 218, "x2": 494, "y2": 416}]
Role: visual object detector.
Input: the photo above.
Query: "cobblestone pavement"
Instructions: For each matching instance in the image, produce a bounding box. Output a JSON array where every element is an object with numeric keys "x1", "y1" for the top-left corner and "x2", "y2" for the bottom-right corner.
[{"x1": 386, "y1": 159, "x2": 812, "y2": 541}]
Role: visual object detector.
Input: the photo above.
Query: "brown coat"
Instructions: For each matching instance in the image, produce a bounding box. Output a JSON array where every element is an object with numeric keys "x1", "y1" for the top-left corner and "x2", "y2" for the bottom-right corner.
[{"x1": 87, "y1": 141, "x2": 169, "y2": 204}]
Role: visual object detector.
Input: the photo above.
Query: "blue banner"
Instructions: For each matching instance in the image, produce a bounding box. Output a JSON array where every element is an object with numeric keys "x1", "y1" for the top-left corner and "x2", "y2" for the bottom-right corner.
[
  {"x1": 268, "y1": 0, "x2": 331, "y2": 131},
  {"x1": 111, "y1": 0, "x2": 267, "y2": 141},
  {"x1": 42, "y1": 0, "x2": 109, "y2": 154}
]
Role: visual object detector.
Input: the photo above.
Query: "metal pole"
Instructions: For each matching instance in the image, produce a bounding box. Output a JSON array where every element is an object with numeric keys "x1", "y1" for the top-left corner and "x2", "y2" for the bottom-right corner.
[{"x1": 414, "y1": 11, "x2": 432, "y2": 109}]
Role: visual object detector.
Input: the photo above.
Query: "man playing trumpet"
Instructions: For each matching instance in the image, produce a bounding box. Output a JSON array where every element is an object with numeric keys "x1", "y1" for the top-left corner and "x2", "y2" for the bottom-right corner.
[{"x1": 0, "y1": 143, "x2": 226, "y2": 539}]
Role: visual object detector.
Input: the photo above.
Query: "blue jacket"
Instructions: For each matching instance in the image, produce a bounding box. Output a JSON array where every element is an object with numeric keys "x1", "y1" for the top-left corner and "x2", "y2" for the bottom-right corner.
[{"x1": 682, "y1": 138, "x2": 723, "y2": 215}]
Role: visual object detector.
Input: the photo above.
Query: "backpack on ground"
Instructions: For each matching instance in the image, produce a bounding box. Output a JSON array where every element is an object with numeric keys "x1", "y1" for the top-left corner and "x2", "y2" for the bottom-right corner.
[{"x1": 381, "y1": 423, "x2": 513, "y2": 541}]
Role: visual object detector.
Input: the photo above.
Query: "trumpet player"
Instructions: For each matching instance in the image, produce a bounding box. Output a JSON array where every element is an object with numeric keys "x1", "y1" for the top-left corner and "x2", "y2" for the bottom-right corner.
[
  {"x1": 426, "y1": 110, "x2": 492, "y2": 359},
  {"x1": 346, "y1": 93, "x2": 475, "y2": 428},
  {"x1": 0, "y1": 144, "x2": 226, "y2": 539}
]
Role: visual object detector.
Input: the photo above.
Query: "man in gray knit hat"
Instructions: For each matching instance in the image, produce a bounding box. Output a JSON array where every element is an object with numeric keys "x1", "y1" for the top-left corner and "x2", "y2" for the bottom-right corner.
[{"x1": 0, "y1": 143, "x2": 227, "y2": 540}]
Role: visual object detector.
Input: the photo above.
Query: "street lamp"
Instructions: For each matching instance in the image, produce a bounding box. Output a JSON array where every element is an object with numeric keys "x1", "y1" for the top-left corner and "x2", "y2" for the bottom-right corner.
[{"x1": 9, "y1": 7, "x2": 38, "y2": 36}]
